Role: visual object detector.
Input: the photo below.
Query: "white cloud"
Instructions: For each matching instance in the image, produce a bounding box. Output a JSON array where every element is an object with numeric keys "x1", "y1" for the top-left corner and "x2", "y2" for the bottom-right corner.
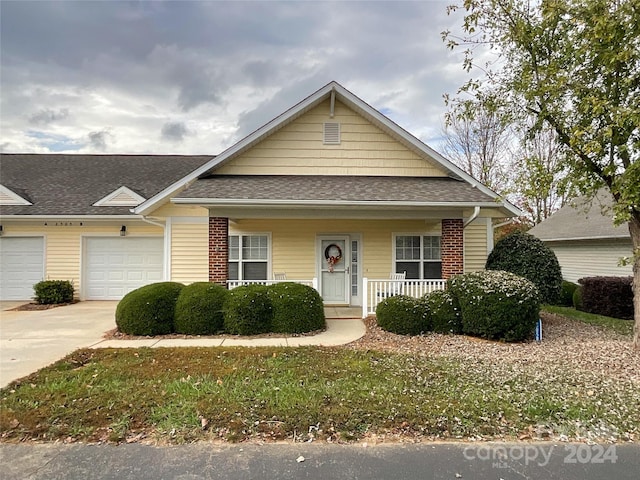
[{"x1": 0, "y1": 0, "x2": 473, "y2": 155}]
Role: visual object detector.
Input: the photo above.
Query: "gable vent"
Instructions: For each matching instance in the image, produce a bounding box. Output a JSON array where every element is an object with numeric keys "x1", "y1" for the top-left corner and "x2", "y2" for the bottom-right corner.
[
  {"x1": 323, "y1": 122, "x2": 341, "y2": 145},
  {"x1": 93, "y1": 186, "x2": 146, "y2": 207}
]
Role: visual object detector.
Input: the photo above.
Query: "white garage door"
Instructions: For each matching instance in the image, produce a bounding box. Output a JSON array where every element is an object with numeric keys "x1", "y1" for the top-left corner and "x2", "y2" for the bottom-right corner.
[
  {"x1": 0, "y1": 237, "x2": 45, "y2": 300},
  {"x1": 84, "y1": 237, "x2": 163, "y2": 300}
]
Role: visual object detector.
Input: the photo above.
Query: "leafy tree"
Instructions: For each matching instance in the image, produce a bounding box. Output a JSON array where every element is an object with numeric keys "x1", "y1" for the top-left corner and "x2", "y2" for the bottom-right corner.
[{"x1": 443, "y1": 0, "x2": 640, "y2": 349}]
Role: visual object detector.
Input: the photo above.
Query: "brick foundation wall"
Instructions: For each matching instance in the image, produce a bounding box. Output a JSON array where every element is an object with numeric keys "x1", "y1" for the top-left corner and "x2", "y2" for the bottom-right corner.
[
  {"x1": 208, "y1": 217, "x2": 229, "y2": 285},
  {"x1": 441, "y1": 219, "x2": 464, "y2": 279}
]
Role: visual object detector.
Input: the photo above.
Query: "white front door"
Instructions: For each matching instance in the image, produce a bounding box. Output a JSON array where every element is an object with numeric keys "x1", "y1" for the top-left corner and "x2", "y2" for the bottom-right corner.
[{"x1": 319, "y1": 237, "x2": 350, "y2": 305}]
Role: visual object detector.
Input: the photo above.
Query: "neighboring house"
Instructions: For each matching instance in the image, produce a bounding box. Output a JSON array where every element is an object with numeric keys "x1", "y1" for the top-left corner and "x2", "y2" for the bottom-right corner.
[
  {"x1": 0, "y1": 81, "x2": 521, "y2": 312},
  {"x1": 529, "y1": 191, "x2": 633, "y2": 283}
]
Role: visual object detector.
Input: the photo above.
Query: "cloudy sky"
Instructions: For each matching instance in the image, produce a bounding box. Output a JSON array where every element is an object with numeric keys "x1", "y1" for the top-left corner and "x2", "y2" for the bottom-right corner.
[{"x1": 1, "y1": 0, "x2": 474, "y2": 155}]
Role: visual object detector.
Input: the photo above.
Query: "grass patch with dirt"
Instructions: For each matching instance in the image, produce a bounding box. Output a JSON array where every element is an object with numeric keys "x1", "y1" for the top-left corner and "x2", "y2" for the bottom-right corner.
[
  {"x1": 542, "y1": 305, "x2": 633, "y2": 336},
  {"x1": 2, "y1": 346, "x2": 638, "y2": 444}
]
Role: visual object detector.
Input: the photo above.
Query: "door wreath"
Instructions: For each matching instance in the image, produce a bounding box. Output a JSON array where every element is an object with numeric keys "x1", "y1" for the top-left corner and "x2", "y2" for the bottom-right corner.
[{"x1": 324, "y1": 244, "x2": 343, "y2": 273}]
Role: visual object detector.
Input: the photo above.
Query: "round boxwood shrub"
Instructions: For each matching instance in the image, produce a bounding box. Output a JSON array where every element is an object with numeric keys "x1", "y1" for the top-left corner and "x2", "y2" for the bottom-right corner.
[
  {"x1": 558, "y1": 281, "x2": 579, "y2": 307},
  {"x1": 485, "y1": 231, "x2": 562, "y2": 304},
  {"x1": 376, "y1": 295, "x2": 427, "y2": 335},
  {"x1": 267, "y1": 282, "x2": 326, "y2": 334},
  {"x1": 448, "y1": 270, "x2": 540, "y2": 342},
  {"x1": 116, "y1": 282, "x2": 185, "y2": 336},
  {"x1": 174, "y1": 282, "x2": 229, "y2": 335},
  {"x1": 423, "y1": 289, "x2": 462, "y2": 334},
  {"x1": 223, "y1": 284, "x2": 273, "y2": 335}
]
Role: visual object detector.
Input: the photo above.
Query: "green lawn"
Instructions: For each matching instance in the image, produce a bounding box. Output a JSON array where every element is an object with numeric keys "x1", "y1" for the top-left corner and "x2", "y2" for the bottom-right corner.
[
  {"x1": 542, "y1": 305, "x2": 634, "y2": 336},
  {"x1": 2, "y1": 347, "x2": 638, "y2": 444}
]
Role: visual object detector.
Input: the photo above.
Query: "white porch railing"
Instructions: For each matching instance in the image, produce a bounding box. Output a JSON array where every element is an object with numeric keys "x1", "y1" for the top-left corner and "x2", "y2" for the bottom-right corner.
[
  {"x1": 227, "y1": 278, "x2": 318, "y2": 290},
  {"x1": 362, "y1": 277, "x2": 447, "y2": 317}
]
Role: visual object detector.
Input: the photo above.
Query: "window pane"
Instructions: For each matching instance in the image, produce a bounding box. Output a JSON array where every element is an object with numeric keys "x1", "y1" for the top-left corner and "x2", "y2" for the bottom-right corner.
[
  {"x1": 396, "y1": 262, "x2": 419, "y2": 279},
  {"x1": 396, "y1": 235, "x2": 420, "y2": 260},
  {"x1": 242, "y1": 235, "x2": 268, "y2": 260},
  {"x1": 243, "y1": 262, "x2": 267, "y2": 280},
  {"x1": 423, "y1": 262, "x2": 442, "y2": 279},
  {"x1": 228, "y1": 262, "x2": 239, "y2": 280},
  {"x1": 423, "y1": 236, "x2": 442, "y2": 260},
  {"x1": 229, "y1": 236, "x2": 239, "y2": 261}
]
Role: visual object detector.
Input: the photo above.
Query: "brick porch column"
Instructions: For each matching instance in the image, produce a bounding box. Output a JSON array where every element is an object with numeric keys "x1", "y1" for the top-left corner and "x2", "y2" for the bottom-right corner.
[
  {"x1": 441, "y1": 219, "x2": 464, "y2": 279},
  {"x1": 209, "y1": 217, "x2": 229, "y2": 286}
]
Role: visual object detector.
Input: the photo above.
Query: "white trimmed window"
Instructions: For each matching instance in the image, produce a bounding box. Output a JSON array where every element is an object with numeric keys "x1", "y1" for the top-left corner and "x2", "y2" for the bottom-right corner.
[
  {"x1": 228, "y1": 234, "x2": 269, "y2": 281},
  {"x1": 394, "y1": 235, "x2": 442, "y2": 279}
]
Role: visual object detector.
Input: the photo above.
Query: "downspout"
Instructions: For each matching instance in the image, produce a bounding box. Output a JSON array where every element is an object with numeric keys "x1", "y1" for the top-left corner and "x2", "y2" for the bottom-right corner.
[
  {"x1": 140, "y1": 215, "x2": 170, "y2": 281},
  {"x1": 463, "y1": 206, "x2": 481, "y2": 228},
  {"x1": 329, "y1": 88, "x2": 336, "y2": 118}
]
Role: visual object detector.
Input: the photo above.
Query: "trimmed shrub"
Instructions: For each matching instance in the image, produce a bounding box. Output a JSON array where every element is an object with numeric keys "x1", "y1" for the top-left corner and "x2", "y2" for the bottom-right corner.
[
  {"x1": 573, "y1": 286, "x2": 584, "y2": 311},
  {"x1": 267, "y1": 282, "x2": 326, "y2": 334},
  {"x1": 558, "y1": 281, "x2": 579, "y2": 307},
  {"x1": 174, "y1": 282, "x2": 229, "y2": 335},
  {"x1": 116, "y1": 282, "x2": 185, "y2": 335},
  {"x1": 578, "y1": 276, "x2": 633, "y2": 319},
  {"x1": 486, "y1": 231, "x2": 562, "y2": 304},
  {"x1": 424, "y1": 289, "x2": 462, "y2": 334},
  {"x1": 448, "y1": 270, "x2": 540, "y2": 342},
  {"x1": 223, "y1": 284, "x2": 273, "y2": 335},
  {"x1": 33, "y1": 280, "x2": 74, "y2": 304},
  {"x1": 376, "y1": 295, "x2": 427, "y2": 335}
]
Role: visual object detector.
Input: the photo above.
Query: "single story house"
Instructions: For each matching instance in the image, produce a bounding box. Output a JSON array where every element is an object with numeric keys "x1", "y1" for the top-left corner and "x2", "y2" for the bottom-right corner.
[
  {"x1": 528, "y1": 191, "x2": 633, "y2": 283},
  {"x1": 0, "y1": 81, "x2": 521, "y2": 314}
]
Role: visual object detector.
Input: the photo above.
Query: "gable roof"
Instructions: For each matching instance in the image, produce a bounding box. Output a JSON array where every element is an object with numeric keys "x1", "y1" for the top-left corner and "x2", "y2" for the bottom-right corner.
[
  {"x1": 0, "y1": 154, "x2": 212, "y2": 216},
  {"x1": 92, "y1": 186, "x2": 146, "y2": 207},
  {"x1": 134, "y1": 81, "x2": 522, "y2": 217},
  {"x1": 529, "y1": 191, "x2": 631, "y2": 241},
  {"x1": 175, "y1": 175, "x2": 498, "y2": 205},
  {"x1": 0, "y1": 184, "x2": 32, "y2": 205}
]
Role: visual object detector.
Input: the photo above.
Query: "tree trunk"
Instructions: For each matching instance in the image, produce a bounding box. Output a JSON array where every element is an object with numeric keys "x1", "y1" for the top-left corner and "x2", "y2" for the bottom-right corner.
[{"x1": 630, "y1": 217, "x2": 640, "y2": 351}]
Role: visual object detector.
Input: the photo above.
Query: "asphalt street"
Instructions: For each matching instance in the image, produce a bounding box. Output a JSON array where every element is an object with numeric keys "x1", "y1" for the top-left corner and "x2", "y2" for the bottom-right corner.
[{"x1": 2, "y1": 442, "x2": 638, "y2": 480}]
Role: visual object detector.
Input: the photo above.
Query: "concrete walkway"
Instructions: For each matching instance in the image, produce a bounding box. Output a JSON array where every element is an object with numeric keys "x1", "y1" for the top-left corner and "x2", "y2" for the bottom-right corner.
[{"x1": 1, "y1": 301, "x2": 365, "y2": 388}]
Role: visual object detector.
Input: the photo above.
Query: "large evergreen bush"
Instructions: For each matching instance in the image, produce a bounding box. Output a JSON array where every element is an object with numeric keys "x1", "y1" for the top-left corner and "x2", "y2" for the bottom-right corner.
[
  {"x1": 448, "y1": 270, "x2": 540, "y2": 342},
  {"x1": 485, "y1": 231, "x2": 562, "y2": 304},
  {"x1": 267, "y1": 282, "x2": 326, "y2": 333},
  {"x1": 174, "y1": 282, "x2": 229, "y2": 335},
  {"x1": 223, "y1": 284, "x2": 273, "y2": 335},
  {"x1": 115, "y1": 282, "x2": 184, "y2": 335}
]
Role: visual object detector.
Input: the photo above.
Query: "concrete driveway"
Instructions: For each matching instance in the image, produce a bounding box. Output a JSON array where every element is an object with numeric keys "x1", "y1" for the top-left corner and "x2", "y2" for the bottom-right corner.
[{"x1": 0, "y1": 301, "x2": 117, "y2": 388}]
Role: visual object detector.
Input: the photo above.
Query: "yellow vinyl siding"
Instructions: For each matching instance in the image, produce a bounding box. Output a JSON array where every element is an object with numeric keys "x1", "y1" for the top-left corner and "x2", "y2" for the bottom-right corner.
[
  {"x1": 2, "y1": 223, "x2": 162, "y2": 296},
  {"x1": 230, "y1": 219, "x2": 441, "y2": 279},
  {"x1": 149, "y1": 202, "x2": 208, "y2": 218},
  {"x1": 463, "y1": 218, "x2": 489, "y2": 272},
  {"x1": 170, "y1": 222, "x2": 209, "y2": 283},
  {"x1": 215, "y1": 100, "x2": 448, "y2": 177}
]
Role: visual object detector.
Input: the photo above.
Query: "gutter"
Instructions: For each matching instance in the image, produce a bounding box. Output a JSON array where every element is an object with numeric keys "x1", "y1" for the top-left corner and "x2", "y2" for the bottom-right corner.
[{"x1": 171, "y1": 198, "x2": 503, "y2": 208}]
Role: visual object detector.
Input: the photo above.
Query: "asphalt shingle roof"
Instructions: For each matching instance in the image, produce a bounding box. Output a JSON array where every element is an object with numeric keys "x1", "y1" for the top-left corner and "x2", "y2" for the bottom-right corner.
[
  {"x1": 529, "y1": 191, "x2": 631, "y2": 241},
  {"x1": 0, "y1": 154, "x2": 213, "y2": 216},
  {"x1": 177, "y1": 175, "x2": 497, "y2": 203}
]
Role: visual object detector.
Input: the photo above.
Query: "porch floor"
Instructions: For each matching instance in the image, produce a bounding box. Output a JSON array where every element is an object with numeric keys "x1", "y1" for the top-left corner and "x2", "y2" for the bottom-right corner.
[{"x1": 324, "y1": 306, "x2": 363, "y2": 319}]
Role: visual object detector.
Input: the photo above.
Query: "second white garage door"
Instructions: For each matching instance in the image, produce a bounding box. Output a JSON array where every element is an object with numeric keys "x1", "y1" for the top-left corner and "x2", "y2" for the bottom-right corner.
[
  {"x1": 0, "y1": 237, "x2": 45, "y2": 300},
  {"x1": 84, "y1": 237, "x2": 164, "y2": 300}
]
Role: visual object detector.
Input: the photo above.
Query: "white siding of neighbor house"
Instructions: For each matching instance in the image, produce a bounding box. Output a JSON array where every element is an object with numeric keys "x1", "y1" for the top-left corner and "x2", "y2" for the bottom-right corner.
[
  {"x1": 214, "y1": 99, "x2": 448, "y2": 177},
  {"x1": 547, "y1": 239, "x2": 634, "y2": 283}
]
